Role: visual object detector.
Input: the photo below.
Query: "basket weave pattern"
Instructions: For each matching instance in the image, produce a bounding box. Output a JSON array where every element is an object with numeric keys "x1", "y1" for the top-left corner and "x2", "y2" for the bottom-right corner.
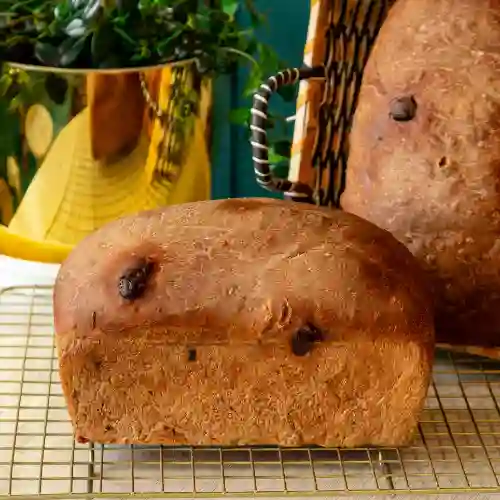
[{"x1": 290, "y1": 0, "x2": 395, "y2": 206}]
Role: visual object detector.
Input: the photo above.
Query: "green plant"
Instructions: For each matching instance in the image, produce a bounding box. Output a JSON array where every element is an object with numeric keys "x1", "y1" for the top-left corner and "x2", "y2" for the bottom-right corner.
[
  {"x1": 0, "y1": 0, "x2": 278, "y2": 75},
  {"x1": 0, "y1": 0, "x2": 297, "y2": 176}
]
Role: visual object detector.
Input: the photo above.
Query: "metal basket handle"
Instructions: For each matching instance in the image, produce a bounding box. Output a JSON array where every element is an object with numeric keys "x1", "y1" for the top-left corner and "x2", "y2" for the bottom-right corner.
[{"x1": 250, "y1": 66, "x2": 325, "y2": 202}]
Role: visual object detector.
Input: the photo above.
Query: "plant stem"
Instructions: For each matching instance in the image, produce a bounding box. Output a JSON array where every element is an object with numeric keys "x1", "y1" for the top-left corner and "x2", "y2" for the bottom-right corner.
[{"x1": 220, "y1": 47, "x2": 258, "y2": 67}]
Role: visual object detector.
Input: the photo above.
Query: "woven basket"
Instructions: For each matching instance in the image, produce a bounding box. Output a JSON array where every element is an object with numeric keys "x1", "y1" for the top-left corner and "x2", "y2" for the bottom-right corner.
[
  {"x1": 251, "y1": 0, "x2": 395, "y2": 204},
  {"x1": 249, "y1": 0, "x2": 500, "y2": 360}
]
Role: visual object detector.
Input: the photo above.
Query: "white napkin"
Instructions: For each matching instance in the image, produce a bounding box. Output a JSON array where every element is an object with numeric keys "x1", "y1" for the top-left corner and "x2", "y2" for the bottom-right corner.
[{"x1": 0, "y1": 255, "x2": 59, "y2": 288}]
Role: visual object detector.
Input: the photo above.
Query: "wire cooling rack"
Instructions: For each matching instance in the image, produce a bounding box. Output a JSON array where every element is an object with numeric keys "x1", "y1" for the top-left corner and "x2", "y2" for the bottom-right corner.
[{"x1": 2, "y1": 286, "x2": 500, "y2": 498}]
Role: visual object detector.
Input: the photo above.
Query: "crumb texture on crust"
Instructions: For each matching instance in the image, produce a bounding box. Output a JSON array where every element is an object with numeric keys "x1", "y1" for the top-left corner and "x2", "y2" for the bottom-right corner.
[
  {"x1": 54, "y1": 198, "x2": 434, "y2": 447},
  {"x1": 342, "y1": 0, "x2": 500, "y2": 347}
]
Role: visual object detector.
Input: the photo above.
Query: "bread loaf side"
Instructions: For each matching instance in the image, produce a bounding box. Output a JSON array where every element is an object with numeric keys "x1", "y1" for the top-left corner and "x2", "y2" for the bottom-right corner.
[
  {"x1": 342, "y1": 0, "x2": 500, "y2": 346},
  {"x1": 54, "y1": 198, "x2": 434, "y2": 447}
]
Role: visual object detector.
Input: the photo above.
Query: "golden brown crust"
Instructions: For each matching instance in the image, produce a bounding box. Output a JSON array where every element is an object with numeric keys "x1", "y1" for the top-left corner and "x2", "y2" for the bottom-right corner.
[
  {"x1": 54, "y1": 198, "x2": 434, "y2": 447},
  {"x1": 342, "y1": 0, "x2": 500, "y2": 347}
]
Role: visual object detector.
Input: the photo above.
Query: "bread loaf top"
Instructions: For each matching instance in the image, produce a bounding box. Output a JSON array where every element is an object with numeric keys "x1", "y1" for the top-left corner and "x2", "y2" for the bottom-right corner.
[
  {"x1": 341, "y1": 0, "x2": 500, "y2": 346},
  {"x1": 54, "y1": 198, "x2": 433, "y2": 349},
  {"x1": 343, "y1": 0, "x2": 500, "y2": 232}
]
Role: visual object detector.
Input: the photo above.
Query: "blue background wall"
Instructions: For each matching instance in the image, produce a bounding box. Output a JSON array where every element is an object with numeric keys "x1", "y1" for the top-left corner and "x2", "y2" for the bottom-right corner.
[{"x1": 210, "y1": 1, "x2": 309, "y2": 199}]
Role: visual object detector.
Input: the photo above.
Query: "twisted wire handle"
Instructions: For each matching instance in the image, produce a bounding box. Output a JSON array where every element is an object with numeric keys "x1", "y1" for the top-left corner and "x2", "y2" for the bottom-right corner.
[{"x1": 250, "y1": 66, "x2": 325, "y2": 202}]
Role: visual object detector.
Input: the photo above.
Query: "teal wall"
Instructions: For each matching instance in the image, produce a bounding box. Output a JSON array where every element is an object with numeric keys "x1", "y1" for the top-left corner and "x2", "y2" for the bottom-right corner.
[{"x1": 210, "y1": 0, "x2": 309, "y2": 199}]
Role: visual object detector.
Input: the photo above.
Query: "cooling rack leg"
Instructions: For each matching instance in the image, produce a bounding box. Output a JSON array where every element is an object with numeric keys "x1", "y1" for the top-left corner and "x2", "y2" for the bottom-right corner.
[
  {"x1": 87, "y1": 442, "x2": 96, "y2": 495},
  {"x1": 378, "y1": 450, "x2": 394, "y2": 490}
]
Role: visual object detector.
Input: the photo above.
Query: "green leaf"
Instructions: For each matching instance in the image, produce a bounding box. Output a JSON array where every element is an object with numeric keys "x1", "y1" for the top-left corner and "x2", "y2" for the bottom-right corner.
[
  {"x1": 221, "y1": 0, "x2": 239, "y2": 18},
  {"x1": 0, "y1": 73, "x2": 13, "y2": 96},
  {"x1": 272, "y1": 139, "x2": 292, "y2": 159},
  {"x1": 244, "y1": 0, "x2": 265, "y2": 26},
  {"x1": 277, "y1": 84, "x2": 296, "y2": 102},
  {"x1": 244, "y1": 37, "x2": 257, "y2": 56},
  {"x1": 82, "y1": 0, "x2": 101, "y2": 21},
  {"x1": 59, "y1": 35, "x2": 86, "y2": 66},
  {"x1": 243, "y1": 65, "x2": 263, "y2": 96},
  {"x1": 15, "y1": 69, "x2": 30, "y2": 85},
  {"x1": 257, "y1": 43, "x2": 279, "y2": 74},
  {"x1": 64, "y1": 18, "x2": 85, "y2": 37},
  {"x1": 34, "y1": 34, "x2": 86, "y2": 67},
  {"x1": 229, "y1": 107, "x2": 250, "y2": 125},
  {"x1": 209, "y1": 10, "x2": 230, "y2": 34},
  {"x1": 8, "y1": 94, "x2": 24, "y2": 111},
  {"x1": 112, "y1": 25, "x2": 136, "y2": 46},
  {"x1": 265, "y1": 113, "x2": 276, "y2": 130},
  {"x1": 34, "y1": 41, "x2": 60, "y2": 66},
  {"x1": 91, "y1": 22, "x2": 120, "y2": 65},
  {"x1": 116, "y1": 0, "x2": 139, "y2": 12},
  {"x1": 270, "y1": 161, "x2": 290, "y2": 180},
  {"x1": 195, "y1": 53, "x2": 216, "y2": 74}
]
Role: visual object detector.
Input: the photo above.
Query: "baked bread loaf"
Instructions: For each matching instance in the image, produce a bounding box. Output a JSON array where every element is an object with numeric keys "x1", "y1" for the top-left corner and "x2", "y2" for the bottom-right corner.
[
  {"x1": 54, "y1": 198, "x2": 434, "y2": 447},
  {"x1": 342, "y1": 0, "x2": 500, "y2": 347}
]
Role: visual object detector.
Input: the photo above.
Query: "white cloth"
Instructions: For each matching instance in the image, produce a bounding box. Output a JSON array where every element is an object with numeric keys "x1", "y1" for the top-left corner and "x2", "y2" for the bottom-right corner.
[{"x1": 0, "y1": 255, "x2": 60, "y2": 288}]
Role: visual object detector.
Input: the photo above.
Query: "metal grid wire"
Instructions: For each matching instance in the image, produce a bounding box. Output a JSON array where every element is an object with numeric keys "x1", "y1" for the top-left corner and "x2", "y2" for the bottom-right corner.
[{"x1": 2, "y1": 286, "x2": 500, "y2": 498}]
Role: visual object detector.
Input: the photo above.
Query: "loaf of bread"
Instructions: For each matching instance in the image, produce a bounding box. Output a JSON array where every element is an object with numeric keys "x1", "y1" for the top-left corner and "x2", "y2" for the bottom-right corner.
[
  {"x1": 342, "y1": 0, "x2": 500, "y2": 347},
  {"x1": 54, "y1": 198, "x2": 434, "y2": 447}
]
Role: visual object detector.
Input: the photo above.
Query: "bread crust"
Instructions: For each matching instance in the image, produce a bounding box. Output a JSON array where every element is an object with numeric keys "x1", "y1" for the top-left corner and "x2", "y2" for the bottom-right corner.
[
  {"x1": 342, "y1": 0, "x2": 500, "y2": 346},
  {"x1": 54, "y1": 198, "x2": 434, "y2": 447}
]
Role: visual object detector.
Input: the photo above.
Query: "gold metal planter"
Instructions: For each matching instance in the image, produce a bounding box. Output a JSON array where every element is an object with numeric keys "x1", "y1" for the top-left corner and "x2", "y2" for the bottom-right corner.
[{"x1": 0, "y1": 61, "x2": 212, "y2": 263}]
